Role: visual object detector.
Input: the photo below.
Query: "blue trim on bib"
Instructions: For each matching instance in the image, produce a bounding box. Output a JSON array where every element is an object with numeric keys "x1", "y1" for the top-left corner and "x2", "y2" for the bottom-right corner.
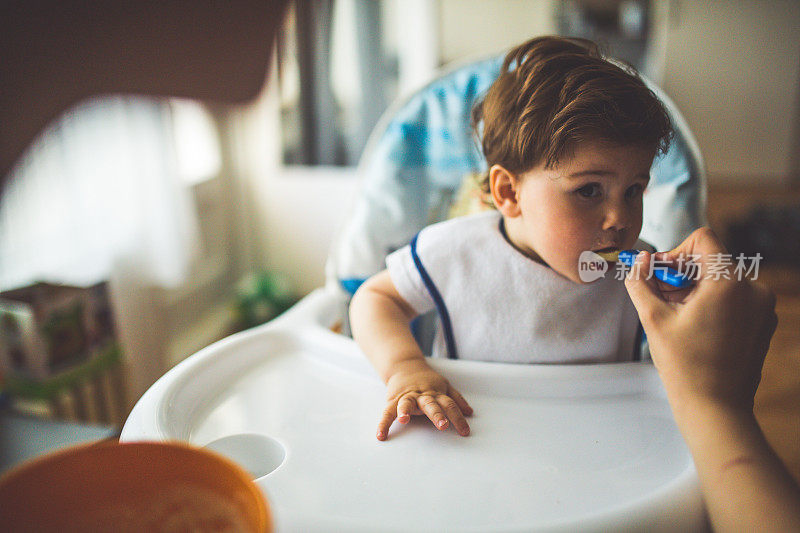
[{"x1": 410, "y1": 233, "x2": 458, "y2": 359}]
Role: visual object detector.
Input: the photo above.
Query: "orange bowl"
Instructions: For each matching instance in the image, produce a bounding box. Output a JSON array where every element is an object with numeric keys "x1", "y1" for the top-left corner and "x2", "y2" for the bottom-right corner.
[{"x1": 0, "y1": 440, "x2": 272, "y2": 532}]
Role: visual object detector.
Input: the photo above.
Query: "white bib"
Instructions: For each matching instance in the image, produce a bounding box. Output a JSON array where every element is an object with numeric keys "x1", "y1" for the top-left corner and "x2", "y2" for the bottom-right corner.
[{"x1": 386, "y1": 211, "x2": 643, "y2": 363}]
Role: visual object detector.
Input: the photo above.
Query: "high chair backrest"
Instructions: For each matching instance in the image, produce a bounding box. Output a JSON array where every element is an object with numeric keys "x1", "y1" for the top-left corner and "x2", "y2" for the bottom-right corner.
[{"x1": 328, "y1": 53, "x2": 707, "y2": 296}]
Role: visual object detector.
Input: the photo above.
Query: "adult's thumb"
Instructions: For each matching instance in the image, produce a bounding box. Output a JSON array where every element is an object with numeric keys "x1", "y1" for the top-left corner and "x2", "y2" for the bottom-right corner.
[{"x1": 624, "y1": 251, "x2": 671, "y2": 328}]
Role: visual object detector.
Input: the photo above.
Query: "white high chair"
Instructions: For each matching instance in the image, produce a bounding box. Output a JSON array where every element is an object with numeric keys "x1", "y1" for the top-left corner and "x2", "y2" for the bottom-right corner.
[{"x1": 122, "y1": 53, "x2": 709, "y2": 531}]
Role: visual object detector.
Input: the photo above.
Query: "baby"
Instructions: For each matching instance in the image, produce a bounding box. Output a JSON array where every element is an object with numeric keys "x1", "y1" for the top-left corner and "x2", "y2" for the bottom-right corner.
[{"x1": 349, "y1": 36, "x2": 673, "y2": 441}]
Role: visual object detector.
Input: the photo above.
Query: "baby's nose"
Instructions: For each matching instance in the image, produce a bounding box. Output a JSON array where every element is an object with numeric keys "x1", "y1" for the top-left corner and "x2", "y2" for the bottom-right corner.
[{"x1": 601, "y1": 203, "x2": 631, "y2": 232}]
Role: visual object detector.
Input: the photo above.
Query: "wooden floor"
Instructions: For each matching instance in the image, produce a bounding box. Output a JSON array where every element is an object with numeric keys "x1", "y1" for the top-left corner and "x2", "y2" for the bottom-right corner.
[{"x1": 706, "y1": 184, "x2": 800, "y2": 482}]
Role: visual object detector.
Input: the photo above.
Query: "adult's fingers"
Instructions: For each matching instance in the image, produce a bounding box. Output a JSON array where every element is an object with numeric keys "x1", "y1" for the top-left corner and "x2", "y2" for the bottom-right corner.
[
  {"x1": 624, "y1": 251, "x2": 672, "y2": 328},
  {"x1": 667, "y1": 227, "x2": 727, "y2": 258},
  {"x1": 656, "y1": 227, "x2": 728, "y2": 281},
  {"x1": 438, "y1": 394, "x2": 470, "y2": 436}
]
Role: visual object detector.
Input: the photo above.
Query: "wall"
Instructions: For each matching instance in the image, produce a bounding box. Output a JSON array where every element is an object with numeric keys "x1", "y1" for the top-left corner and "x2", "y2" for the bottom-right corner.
[
  {"x1": 439, "y1": 0, "x2": 800, "y2": 185},
  {"x1": 228, "y1": 66, "x2": 360, "y2": 296},
  {"x1": 655, "y1": 0, "x2": 800, "y2": 185},
  {"x1": 240, "y1": 165, "x2": 359, "y2": 295},
  {"x1": 438, "y1": 0, "x2": 558, "y2": 64}
]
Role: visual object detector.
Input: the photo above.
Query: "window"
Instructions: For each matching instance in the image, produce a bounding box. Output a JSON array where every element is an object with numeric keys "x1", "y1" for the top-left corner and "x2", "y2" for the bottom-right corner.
[
  {"x1": 276, "y1": 0, "x2": 437, "y2": 166},
  {"x1": 557, "y1": 0, "x2": 651, "y2": 71}
]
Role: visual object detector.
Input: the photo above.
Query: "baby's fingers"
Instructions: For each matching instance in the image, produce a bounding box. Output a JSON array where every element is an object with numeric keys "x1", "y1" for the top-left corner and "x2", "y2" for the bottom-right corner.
[
  {"x1": 377, "y1": 402, "x2": 398, "y2": 441},
  {"x1": 448, "y1": 386, "x2": 473, "y2": 417},
  {"x1": 437, "y1": 394, "x2": 470, "y2": 436},
  {"x1": 417, "y1": 394, "x2": 449, "y2": 430},
  {"x1": 397, "y1": 394, "x2": 418, "y2": 424}
]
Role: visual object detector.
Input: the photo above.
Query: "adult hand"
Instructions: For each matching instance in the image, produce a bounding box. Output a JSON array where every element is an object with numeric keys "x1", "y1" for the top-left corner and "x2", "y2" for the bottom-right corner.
[
  {"x1": 624, "y1": 227, "x2": 777, "y2": 412},
  {"x1": 624, "y1": 227, "x2": 799, "y2": 533}
]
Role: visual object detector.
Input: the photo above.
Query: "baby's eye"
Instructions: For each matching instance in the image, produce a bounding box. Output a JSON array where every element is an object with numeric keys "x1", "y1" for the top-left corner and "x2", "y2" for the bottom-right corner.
[
  {"x1": 625, "y1": 183, "x2": 644, "y2": 199},
  {"x1": 576, "y1": 183, "x2": 602, "y2": 199}
]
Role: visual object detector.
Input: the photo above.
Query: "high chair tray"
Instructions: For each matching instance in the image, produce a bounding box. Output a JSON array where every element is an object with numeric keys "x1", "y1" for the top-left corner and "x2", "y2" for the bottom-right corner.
[{"x1": 122, "y1": 294, "x2": 706, "y2": 532}]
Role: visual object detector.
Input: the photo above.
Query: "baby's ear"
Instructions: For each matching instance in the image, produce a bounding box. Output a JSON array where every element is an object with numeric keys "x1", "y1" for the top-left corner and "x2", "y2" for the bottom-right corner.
[{"x1": 489, "y1": 165, "x2": 521, "y2": 217}]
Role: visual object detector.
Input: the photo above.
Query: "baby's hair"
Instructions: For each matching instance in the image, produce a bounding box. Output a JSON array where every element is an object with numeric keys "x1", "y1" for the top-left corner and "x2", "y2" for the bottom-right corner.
[{"x1": 473, "y1": 36, "x2": 672, "y2": 192}]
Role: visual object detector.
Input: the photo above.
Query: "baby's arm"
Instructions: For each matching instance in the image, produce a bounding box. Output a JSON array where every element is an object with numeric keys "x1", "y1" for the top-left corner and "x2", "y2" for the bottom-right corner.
[{"x1": 349, "y1": 270, "x2": 472, "y2": 440}]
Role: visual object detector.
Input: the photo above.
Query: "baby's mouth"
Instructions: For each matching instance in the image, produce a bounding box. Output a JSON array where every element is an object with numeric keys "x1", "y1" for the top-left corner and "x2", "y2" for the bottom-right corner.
[
  {"x1": 593, "y1": 246, "x2": 620, "y2": 254},
  {"x1": 592, "y1": 246, "x2": 621, "y2": 262}
]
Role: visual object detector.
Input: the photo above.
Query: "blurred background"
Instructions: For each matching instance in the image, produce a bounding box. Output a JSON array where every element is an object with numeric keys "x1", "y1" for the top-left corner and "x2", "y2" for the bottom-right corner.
[{"x1": 1, "y1": 0, "x2": 798, "y2": 439}]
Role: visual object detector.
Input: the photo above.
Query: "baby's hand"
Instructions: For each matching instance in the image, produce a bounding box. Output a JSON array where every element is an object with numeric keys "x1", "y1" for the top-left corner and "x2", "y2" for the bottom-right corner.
[{"x1": 377, "y1": 360, "x2": 473, "y2": 441}]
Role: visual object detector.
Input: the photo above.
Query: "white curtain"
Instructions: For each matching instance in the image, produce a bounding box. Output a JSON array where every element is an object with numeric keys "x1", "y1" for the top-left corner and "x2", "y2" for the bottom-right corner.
[{"x1": 0, "y1": 96, "x2": 205, "y2": 291}]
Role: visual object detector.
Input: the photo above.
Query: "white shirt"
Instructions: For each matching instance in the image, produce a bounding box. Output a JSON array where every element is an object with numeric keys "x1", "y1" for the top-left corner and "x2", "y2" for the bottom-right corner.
[{"x1": 386, "y1": 211, "x2": 643, "y2": 363}]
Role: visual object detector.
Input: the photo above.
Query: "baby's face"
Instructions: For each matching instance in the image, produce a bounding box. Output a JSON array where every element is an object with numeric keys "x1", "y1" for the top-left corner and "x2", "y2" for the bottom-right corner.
[{"x1": 505, "y1": 140, "x2": 654, "y2": 284}]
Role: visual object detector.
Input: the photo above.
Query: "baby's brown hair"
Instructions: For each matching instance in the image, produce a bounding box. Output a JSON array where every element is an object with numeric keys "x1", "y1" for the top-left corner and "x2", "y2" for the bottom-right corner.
[{"x1": 473, "y1": 36, "x2": 672, "y2": 192}]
